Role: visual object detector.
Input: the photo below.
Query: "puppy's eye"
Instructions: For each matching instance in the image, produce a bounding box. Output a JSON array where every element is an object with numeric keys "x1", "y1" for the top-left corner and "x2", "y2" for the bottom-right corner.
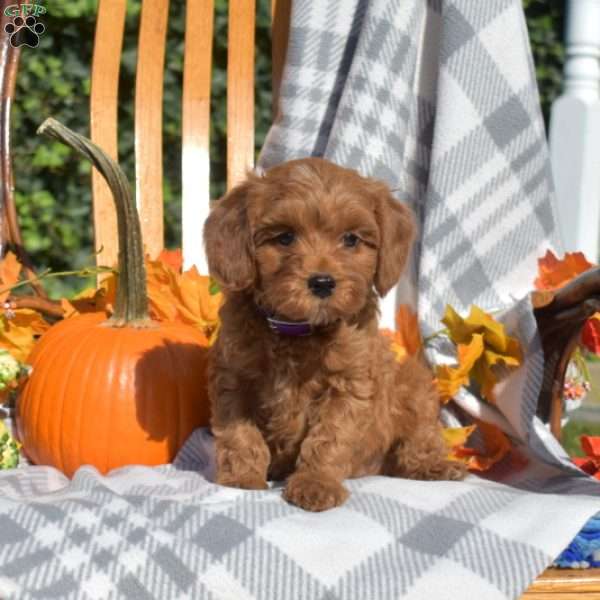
[
  {"x1": 342, "y1": 233, "x2": 359, "y2": 248},
  {"x1": 275, "y1": 231, "x2": 296, "y2": 246}
]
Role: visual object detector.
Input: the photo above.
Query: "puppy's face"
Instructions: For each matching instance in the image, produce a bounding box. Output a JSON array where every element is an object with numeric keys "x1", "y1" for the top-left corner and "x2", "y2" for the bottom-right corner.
[{"x1": 204, "y1": 158, "x2": 415, "y2": 325}]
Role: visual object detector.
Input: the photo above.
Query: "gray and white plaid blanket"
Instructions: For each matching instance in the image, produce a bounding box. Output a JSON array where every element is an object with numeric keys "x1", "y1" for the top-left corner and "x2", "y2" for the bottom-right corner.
[{"x1": 1, "y1": 1, "x2": 599, "y2": 599}]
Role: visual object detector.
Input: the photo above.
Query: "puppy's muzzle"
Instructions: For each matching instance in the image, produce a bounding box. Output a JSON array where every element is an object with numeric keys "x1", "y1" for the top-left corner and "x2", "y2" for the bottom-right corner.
[{"x1": 307, "y1": 273, "x2": 336, "y2": 298}]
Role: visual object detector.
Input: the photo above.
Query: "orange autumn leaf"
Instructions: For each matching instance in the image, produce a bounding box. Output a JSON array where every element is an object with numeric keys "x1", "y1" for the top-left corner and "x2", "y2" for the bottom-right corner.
[
  {"x1": 0, "y1": 309, "x2": 50, "y2": 362},
  {"x1": 381, "y1": 304, "x2": 421, "y2": 363},
  {"x1": 59, "y1": 252, "x2": 222, "y2": 342},
  {"x1": 443, "y1": 305, "x2": 521, "y2": 359},
  {"x1": 145, "y1": 257, "x2": 180, "y2": 322},
  {"x1": 395, "y1": 304, "x2": 421, "y2": 356},
  {"x1": 466, "y1": 420, "x2": 512, "y2": 471},
  {"x1": 443, "y1": 425, "x2": 476, "y2": 461},
  {"x1": 444, "y1": 421, "x2": 512, "y2": 472},
  {"x1": 146, "y1": 258, "x2": 222, "y2": 342},
  {"x1": 0, "y1": 248, "x2": 222, "y2": 363},
  {"x1": 0, "y1": 252, "x2": 22, "y2": 304},
  {"x1": 60, "y1": 273, "x2": 117, "y2": 318},
  {"x1": 582, "y1": 313, "x2": 600, "y2": 354},
  {"x1": 534, "y1": 249, "x2": 593, "y2": 291},
  {"x1": 157, "y1": 248, "x2": 183, "y2": 272},
  {"x1": 176, "y1": 266, "x2": 222, "y2": 331},
  {"x1": 573, "y1": 435, "x2": 600, "y2": 479},
  {"x1": 435, "y1": 334, "x2": 484, "y2": 402},
  {"x1": 581, "y1": 435, "x2": 600, "y2": 458},
  {"x1": 437, "y1": 305, "x2": 522, "y2": 402},
  {"x1": 380, "y1": 330, "x2": 408, "y2": 363}
]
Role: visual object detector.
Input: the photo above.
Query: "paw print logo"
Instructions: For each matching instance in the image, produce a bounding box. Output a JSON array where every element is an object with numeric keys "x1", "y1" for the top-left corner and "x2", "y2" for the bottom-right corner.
[{"x1": 4, "y1": 15, "x2": 45, "y2": 48}]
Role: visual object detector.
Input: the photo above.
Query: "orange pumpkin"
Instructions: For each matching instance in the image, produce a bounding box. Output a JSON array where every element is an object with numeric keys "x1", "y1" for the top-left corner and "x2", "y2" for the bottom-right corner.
[{"x1": 17, "y1": 119, "x2": 210, "y2": 477}]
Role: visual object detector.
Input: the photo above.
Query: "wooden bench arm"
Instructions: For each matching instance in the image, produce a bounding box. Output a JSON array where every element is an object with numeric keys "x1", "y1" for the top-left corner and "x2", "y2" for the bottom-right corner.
[{"x1": 533, "y1": 266, "x2": 600, "y2": 439}]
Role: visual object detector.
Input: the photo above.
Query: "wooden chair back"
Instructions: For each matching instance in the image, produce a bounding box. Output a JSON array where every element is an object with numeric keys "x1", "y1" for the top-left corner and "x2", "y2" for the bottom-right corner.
[{"x1": 90, "y1": 0, "x2": 290, "y2": 271}]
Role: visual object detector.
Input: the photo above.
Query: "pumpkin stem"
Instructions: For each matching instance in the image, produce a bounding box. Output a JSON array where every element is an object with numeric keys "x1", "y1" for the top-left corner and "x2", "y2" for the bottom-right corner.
[{"x1": 37, "y1": 118, "x2": 151, "y2": 326}]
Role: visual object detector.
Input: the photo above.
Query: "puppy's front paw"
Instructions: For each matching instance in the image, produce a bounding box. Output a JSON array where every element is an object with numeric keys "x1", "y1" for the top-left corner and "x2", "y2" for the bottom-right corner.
[
  {"x1": 408, "y1": 458, "x2": 468, "y2": 481},
  {"x1": 439, "y1": 459, "x2": 468, "y2": 481},
  {"x1": 217, "y1": 473, "x2": 269, "y2": 490},
  {"x1": 283, "y1": 472, "x2": 349, "y2": 511}
]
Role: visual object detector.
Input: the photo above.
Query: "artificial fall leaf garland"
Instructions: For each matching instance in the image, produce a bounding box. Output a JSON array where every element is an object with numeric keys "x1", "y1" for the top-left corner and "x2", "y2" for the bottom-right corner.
[
  {"x1": 435, "y1": 334, "x2": 485, "y2": 403},
  {"x1": 145, "y1": 251, "x2": 221, "y2": 343},
  {"x1": 382, "y1": 303, "x2": 520, "y2": 471},
  {"x1": 0, "y1": 252, "x2": 22, "y2": 305},
  {"x1": 443, "y1": 421, "x2": 514, "y2": 472},
  {"x1": 437, "y1": 305, "x2": 522, "y2": 402},
  {"x1": 382, "y1": 303, "x2": 523, "y2": 405},
  {"x1": 0, "y1": 254, "x2": 50, "y2": 362},
  {"x1": 0, "y1": 248, "x2": 222, "y2": 364}
]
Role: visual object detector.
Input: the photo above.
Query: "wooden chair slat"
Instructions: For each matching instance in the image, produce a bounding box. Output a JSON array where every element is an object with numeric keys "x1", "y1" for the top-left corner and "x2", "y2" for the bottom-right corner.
[
  {"x1": 135, "y1": 0, "x2": 169, "y2": 259},
  {"x1": 181, "y1": 0, "x2": 214, "y2": 273},
  {"x1": 271, "y1": 0, "x2": 292, "y2": 118},
  {"x1": 90, "y1": 0, "x2": 127, "y2": 268},
  {"x1": 226, "y1": 0, "x2": 256, "y2": 190}
]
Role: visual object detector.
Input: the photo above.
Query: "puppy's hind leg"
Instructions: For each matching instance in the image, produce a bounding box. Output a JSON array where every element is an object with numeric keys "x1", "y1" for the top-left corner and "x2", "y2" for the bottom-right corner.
[{"x1": 383, "y1": 425, "x2": 467, "y2": 481}]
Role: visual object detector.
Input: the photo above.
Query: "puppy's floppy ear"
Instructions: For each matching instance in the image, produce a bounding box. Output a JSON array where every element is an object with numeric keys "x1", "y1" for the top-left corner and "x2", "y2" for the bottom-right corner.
[
  {"x1": 373, "y1": 185, "x2": 415, "y2": 297},
  {"x1": 204, "y1": 182, "x2": 255, "y2": 291}
]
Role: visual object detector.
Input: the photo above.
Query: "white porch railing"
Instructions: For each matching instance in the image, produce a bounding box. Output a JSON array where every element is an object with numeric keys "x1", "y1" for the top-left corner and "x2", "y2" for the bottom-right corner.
[{"x1": 549, "y1": 0, "x2": 600, "y2": 261}]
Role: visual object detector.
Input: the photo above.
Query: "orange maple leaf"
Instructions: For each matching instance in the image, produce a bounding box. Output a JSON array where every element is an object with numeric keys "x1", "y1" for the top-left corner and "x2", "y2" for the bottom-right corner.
[
  {"x1": 0, "y1": 309, "x2": 50, "y2": 362},
  {"x1": 443, "y1": 425, "x2": 476, "y2": 460},
  {"x1": 59, "y1": 253, "x2": 222, "y2": 343},
  {"x1": 146, "y1": 258, "x2": 222, "y2": 342},
  {"x1": 573, "y1": 435, "x2": 600, "y2": 479},
  {"x1": 0, "y1": 252, "x2": 22, "y2": 304},
  {"x1": 435, "y1": 334, "x2": 484, "y2": 402},
  {"x1": 157, "y1": 248, "x2": 183, "y2": 273},
  {"x1": 581, "y1": 313, "x2": 600, "y2": 354},
  {"x1": 395, "y1": 304, "x2": 421, "y2": 356},
  {"x1": 534, "y1": 249, "x2": 593, "y2": 291},
  {"x1": 466, "y1": 420, "x2": 512, "y2": 471},
  {"x1": 380, "y1": 304, "x2": 421, "y2": 363},
  {"x1": 60, "y1": 274, "x2": 117, "y2": 319},
  {"x1": 436, "y1": 306, "x2": 522, "y2": 403},
  {"x1": 443, "y1": 421, "x2": 512, "y2": 472},
  {"x1": 0, "y1": 253, "x2": 51, "y2": 362}
]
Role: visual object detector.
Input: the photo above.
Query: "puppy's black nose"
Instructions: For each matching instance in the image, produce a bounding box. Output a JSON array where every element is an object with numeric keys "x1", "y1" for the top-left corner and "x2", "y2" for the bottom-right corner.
[{"x1": 307, "y1": 273, "x2": 336, "y2": 298}]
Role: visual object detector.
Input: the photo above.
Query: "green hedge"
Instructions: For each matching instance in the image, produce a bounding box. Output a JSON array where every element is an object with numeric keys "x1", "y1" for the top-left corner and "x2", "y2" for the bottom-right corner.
[
  {"x1": 523, "y1": 0, "x2": 565, "y2": 129},
  {"x1": 10, "y1": 1, "x2": 564, "y2": 296}
]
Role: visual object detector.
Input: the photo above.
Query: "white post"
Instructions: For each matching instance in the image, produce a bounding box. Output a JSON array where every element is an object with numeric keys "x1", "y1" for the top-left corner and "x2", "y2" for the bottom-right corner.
[{"x1": 549, "y1": 0, "x2": 600, "y2": 261}]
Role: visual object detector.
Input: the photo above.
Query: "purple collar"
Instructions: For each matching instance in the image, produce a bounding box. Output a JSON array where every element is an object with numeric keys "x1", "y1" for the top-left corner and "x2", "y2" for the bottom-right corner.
[
  {"x1": 265, "y1": 316, "x2": 313, "y2": 336},
  {"x1": 257, "y1": 306, "x2": 313, "y2": 337}
]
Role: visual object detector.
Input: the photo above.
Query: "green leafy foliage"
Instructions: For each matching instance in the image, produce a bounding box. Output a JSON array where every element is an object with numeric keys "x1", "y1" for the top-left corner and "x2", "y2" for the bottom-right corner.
[
  {"x1": 10, "y1": 1, "x2": 562, "y2": 296},
  {"x1": 523, "y1": 0, "x2": 565, "y2": 130},
  {"x1": 0, "y1": 421, "x2": 20, "y2": 470}
]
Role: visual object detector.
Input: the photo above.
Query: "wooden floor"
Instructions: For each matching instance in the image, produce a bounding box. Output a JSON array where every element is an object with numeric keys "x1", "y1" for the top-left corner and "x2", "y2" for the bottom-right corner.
[{"x1": 521, "y1": 568, "x2": 600, "y2": 599}]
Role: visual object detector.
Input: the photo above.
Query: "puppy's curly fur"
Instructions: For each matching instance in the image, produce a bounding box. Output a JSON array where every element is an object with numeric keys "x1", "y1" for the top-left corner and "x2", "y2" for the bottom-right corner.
[{"x1": 204, "y1": 158, "x2": 465, "y2": 511}]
